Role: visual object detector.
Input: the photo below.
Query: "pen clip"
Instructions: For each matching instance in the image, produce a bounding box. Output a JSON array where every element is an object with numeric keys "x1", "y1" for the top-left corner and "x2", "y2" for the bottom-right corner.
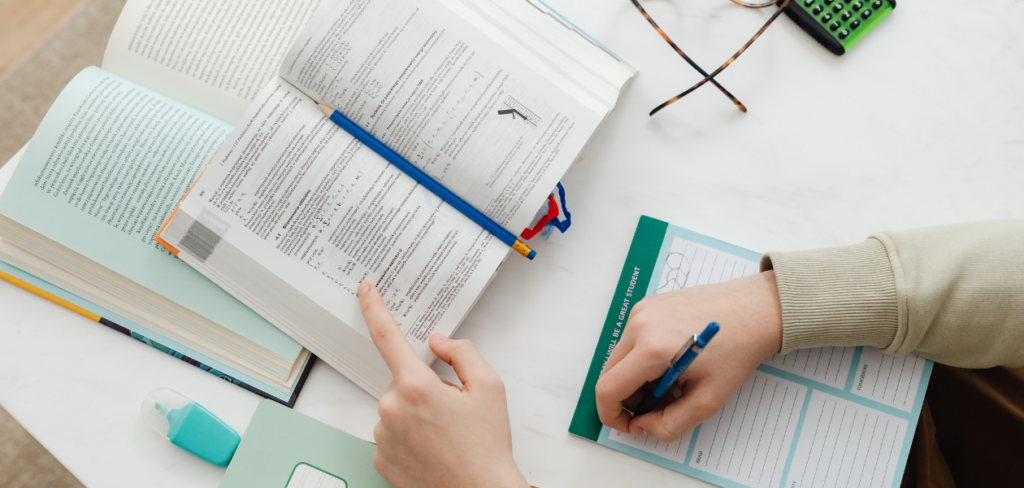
[{"x1": 671, "y1": 335, "x2": 698, "y2": 364}]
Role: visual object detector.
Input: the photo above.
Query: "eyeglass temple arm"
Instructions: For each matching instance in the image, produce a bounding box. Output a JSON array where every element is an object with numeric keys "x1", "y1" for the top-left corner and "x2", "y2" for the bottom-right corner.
[
  {"x1": 649, "y1": 0, "x2": 792, "y2": 116},
  {"x1": 730, "y1": 0, "x2": 778, "y2": 8},
  {"x1": 630, "y1": 0, "x2": 747, "y2": 114}
]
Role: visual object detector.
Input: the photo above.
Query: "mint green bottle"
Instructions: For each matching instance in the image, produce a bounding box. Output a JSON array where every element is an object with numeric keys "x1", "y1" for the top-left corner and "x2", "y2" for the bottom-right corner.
[{"x1": 141, "y1": 388, "x2": 240, "y2": 466}]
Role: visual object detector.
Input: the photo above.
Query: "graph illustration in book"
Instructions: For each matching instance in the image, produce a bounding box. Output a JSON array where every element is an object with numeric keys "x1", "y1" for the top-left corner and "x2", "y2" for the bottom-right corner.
[{"x1": 572, "y1": 217, "x2": 932, "y2": 488}]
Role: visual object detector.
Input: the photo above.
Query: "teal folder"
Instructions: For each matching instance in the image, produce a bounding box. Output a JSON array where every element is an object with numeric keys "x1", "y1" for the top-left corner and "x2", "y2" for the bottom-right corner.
[{"x1": 221, "y1": 401, "x2": 393, "y2": 488}]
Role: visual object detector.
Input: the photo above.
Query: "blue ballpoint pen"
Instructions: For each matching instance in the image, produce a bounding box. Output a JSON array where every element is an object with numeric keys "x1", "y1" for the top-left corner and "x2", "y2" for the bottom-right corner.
[
  {"x1": 632, "y1": 322, "x2": 720, "y2": 417},
  {"x1": 317, "y1": 103, "x2": 536, "y2": 260}
]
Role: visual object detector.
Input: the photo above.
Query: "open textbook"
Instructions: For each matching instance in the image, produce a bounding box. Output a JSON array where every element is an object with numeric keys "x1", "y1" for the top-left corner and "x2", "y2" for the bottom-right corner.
[
  {"x1": 571, "y1": 217, "x2": 932, "y2": 488},
  {"x1": 0, "y1": 0, "x2": 335, "y2": 403},
  {"x1": 154, "y1": 0, "x2": 636, "y2": 397}
]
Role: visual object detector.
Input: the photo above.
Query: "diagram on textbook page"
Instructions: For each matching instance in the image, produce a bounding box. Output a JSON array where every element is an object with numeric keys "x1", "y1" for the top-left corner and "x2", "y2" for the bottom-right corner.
[{"x1": 594, "y1": 225, "x2": 932, "y2": 488}]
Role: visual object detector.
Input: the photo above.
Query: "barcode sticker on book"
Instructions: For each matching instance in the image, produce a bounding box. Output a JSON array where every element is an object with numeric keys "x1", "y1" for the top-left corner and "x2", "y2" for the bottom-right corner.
[{"x1": 179, "y1": 209, "x2": 230, "y2": 262}]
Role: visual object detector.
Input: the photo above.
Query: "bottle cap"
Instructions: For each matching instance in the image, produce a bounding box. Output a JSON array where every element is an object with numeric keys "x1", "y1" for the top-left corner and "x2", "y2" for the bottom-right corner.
[{"x1": 141, "y1": 388, "x2": 194, "y2": 439}]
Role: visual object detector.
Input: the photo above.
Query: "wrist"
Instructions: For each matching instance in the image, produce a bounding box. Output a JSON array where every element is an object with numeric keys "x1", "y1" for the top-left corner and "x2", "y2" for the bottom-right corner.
[
  {"x1": 754, "y1": 270, "x2": 784, "y2": 357},
  {"x1": 466, "y1": 457, "x2": 527, "y2": 488}
]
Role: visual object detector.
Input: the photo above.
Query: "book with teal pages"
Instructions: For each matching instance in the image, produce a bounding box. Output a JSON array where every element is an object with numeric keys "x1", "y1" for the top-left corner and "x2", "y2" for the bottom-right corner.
[
  {"x1": 0, "y1": 131, "x2": 312, "y2": 403},
  {"x1": 0, "y1": 0, "x2": 331, "y2": 401},
  {"x1": 0, "y1": 146, "x2": 313, "y2": 405}
]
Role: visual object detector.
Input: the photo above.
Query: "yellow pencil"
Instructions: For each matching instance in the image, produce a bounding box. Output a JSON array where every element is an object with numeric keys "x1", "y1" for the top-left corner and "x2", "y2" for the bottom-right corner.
[{"x1": 0, "y1": 269, "x2": 102, "y2": 322}]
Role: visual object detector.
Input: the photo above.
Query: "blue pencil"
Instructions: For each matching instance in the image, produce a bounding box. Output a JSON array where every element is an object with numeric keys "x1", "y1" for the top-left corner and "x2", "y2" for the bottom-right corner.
[{"x1": 317, "y1": 103, "x2": 536, "y2": 260}]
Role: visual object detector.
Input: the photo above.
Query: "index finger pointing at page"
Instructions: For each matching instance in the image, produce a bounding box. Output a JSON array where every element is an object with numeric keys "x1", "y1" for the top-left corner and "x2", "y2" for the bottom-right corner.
[{"x1": 358, "y1": 282, "x2": 423, "y2": 376}]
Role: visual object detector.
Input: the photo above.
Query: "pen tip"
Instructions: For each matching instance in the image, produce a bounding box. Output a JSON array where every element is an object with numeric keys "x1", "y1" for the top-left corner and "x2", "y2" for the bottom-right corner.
[{"x1": 317, "y1": 103, "x2": 335, "y2": 117}]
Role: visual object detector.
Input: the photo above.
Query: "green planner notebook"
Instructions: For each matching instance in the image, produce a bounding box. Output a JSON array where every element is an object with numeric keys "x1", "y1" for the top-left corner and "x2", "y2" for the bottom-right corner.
[{"x1": 221, "y1": 401, "x2": 393, "y2": 488}]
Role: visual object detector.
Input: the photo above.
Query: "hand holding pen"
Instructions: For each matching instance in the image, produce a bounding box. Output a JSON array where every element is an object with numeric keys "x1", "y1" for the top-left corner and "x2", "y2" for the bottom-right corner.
[
  {"x1": 594, "y1": 272, "x2": 784, "y2": 444},
  {"x1": 632, "y1": 322, "x2": 720, "y2": 417}
]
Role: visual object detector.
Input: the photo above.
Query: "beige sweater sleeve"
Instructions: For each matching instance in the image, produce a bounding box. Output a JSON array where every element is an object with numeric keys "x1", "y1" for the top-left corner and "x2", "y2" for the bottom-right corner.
[{"x1": 760, "y1": 220, "x2": 1024, "y2": 368}]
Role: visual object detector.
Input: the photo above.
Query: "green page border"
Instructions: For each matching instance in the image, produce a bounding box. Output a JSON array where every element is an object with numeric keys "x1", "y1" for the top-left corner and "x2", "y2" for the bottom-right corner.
[{"x1": 569, "y1": 215, "x2": 667, "y2": 441}]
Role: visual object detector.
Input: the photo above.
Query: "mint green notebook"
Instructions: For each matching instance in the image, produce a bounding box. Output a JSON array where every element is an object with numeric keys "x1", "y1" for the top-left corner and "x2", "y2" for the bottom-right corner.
[{"x1": 221, "y1": 401, "x2": 393, "y2": 488}]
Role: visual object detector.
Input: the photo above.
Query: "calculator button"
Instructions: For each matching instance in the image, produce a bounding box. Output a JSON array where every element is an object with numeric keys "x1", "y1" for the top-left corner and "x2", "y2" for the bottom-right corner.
[
  {"x1": 862, "y1": 9, "x2": 872, "y2": 18},
  {"x1": 833, "y1": 3, "x2": 844, "y2": 12},
  {"x1": 824, "y1": 0, "x2": 835, "y2": 4},
  {"x1": 804, "y1": 0, "x2": 815, "y2": 6},
  {"x1": 850, "y1": 19, "x2": 861, "y2": 29},
  {"x1": 852, "y1": 2, "x2": 863, "y2": 10},
  {"x1": 839, "y1": 29, "x2": 850, "y2": 39},
  {"x1": 830, "y1": 21, "x2": 841, "y2": 31},
  {"x1": 822, "y1": 13, "x2": 832, "y2": 22},
  {"x1": 813, "y1": 5, "x2": 824, "y2": 14},
  {"x1": 872, "y1": 0, "x2": 884, "y2": 7},
  {"x1": 842, "y1": 11, "x2": 853, "y2": 20}
]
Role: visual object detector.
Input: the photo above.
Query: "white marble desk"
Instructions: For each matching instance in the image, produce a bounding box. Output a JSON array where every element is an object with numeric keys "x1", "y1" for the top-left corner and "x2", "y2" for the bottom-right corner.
[{"x1": 1, "y1": 0, "x2": 1022, "y2": 486}]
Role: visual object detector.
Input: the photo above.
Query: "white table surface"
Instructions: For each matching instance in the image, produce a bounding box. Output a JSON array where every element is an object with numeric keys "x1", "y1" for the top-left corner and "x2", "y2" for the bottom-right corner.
[{"x1": 2, "y1": 0, "x2": 1022, "y2": 487}]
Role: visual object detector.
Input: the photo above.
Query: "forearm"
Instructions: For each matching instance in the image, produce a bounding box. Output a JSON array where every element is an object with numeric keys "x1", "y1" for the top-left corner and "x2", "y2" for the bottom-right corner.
[{"x1": 761, "y1": 220, "x2": 1024, "y2": 368}]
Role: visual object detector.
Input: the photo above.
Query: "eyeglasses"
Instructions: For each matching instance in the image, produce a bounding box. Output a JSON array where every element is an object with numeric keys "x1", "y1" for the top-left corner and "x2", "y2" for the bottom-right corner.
[{"x1": 631, "y1": 0, "x2": 792, "y2": 115}]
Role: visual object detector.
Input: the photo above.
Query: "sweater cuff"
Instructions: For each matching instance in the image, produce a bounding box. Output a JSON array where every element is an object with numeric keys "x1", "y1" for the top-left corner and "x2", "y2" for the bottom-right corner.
[{"x1": 760, "y1": 239, "x2": 899, "y2": 354}]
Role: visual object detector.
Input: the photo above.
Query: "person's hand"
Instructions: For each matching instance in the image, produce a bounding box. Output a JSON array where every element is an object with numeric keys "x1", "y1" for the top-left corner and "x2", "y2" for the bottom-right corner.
[
  {"x1": 595, "y1": 271, "x2": 783, "y2": 444},
  {"x1": 358, "y1": 282, "x2": 528, "y2": 488}
]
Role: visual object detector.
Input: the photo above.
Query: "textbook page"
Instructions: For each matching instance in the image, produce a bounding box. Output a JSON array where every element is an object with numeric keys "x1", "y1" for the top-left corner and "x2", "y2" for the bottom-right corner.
[
  {"x1": 579, "y1": 218, "x2": 932, "y2": 488},
  {"x1": 103, "y1": 0, "x2": 324, "y2": 125},
  {"x1": 0, "y1": 67, "x2": 303, "y2": 363},
  {"x1": 278, "y1": 0, "x2": 602, "y2": 233},
  {"x1": 160, "y1": 79, "x2": 510, "y2": 393}
]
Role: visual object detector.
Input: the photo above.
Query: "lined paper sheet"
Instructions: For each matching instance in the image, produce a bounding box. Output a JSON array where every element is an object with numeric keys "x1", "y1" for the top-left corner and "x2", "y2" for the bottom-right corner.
[
  {"x1": 786, "y1": 392, "x2": 907, "y2": 488},
  {"x1": 766, "y1": 347, "x2": 857, "y2": 389},
  {"x1": 654, "y1": 237, "x2": 759, "y2": 293},
  {"x1": 688, "y1": 372, "x2": 806, "y2": 488},
  {"x1": 610, "y1": 427, "x2": 694, "y2": 464},
  {"x1": 851, "y1": 348, "x2": 927, "y2": 412},
  {"x1": 286, "y1": 463, "x2": 347, "y2": 488},
  {"x1": 595, "y1": 224, "x2": 931, "y2": 488}
]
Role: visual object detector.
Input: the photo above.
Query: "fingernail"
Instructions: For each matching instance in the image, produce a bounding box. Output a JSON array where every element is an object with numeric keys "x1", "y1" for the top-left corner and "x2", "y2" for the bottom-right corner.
[
  {"x1": 358, "y1": 282, "x2": 370, "y2": 297},
  {"x1": 630, "y1": 425, "x2": 644, "y2": 436}
]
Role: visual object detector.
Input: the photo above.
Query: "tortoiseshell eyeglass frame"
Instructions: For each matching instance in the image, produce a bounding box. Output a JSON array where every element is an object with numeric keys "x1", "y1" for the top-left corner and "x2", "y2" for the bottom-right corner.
[{"x1": 631, "y1": 0, "x2": 792, "y2": 115}]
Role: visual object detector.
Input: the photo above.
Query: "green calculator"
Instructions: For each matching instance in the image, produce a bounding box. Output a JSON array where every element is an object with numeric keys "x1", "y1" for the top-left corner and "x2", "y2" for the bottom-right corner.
[{"x1": 779, "y1": 0, "x2": 895, "y2": 55}]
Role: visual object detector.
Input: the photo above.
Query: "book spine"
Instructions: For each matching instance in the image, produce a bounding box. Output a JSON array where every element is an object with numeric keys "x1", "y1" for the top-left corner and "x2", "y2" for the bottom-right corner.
[
  {"x1": 97, "y1": 317, "x2": 311, "y2": 408},
  {"x1": 569, "y1": 215, "x2": 667, "y2": 441},
  {"x1": 1, "y1": 261, "x2": 313, "y2": 407}
]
